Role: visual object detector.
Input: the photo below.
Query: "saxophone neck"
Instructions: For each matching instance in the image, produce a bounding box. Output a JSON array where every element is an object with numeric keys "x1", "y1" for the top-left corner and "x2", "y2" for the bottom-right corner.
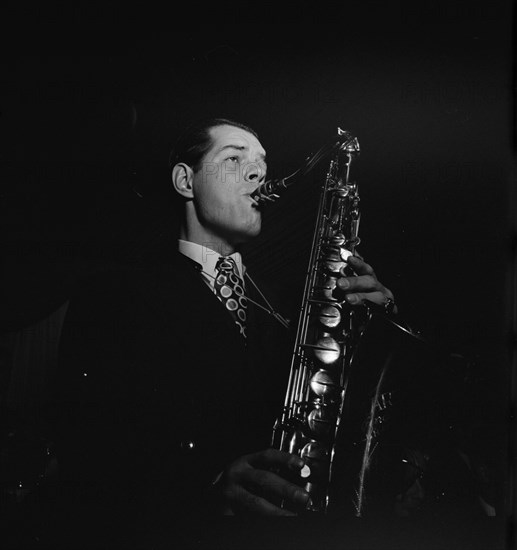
[{"x1": 251, "y1": 129, "x2": 360, "y2": 206}]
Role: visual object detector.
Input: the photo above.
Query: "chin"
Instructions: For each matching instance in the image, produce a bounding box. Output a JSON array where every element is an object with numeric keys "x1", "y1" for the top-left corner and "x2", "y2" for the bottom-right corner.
[
  {"x1": 233, "y1": 223, "x2": 262, "y2": 246},
  {"x1": 249, "y1": 220, "x2": 262, "y2": 238}
]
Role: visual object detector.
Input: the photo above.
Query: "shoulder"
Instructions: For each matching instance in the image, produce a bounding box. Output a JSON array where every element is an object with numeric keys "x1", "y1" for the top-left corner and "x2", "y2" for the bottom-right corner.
[
  {"x1": 68, "y1": 252, "x2": 198, "y2": 304},
  {"x1": 59, "y1": 253, "x2": 203, "y2": 351}
]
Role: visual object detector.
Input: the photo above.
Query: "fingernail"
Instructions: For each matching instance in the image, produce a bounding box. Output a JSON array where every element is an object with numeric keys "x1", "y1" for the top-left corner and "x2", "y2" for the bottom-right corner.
[
  {"x1": 346, "y1": 294, "x2": 358, "y2": 304},
  {"x1": 338, "y1": 279, "x2": 350, "y2": 289}
]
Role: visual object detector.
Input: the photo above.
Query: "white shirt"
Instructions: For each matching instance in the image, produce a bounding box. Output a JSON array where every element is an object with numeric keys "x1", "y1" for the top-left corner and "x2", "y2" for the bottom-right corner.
[{"x1": 177, "y1": 239, "x2": 246, "y2": 291}]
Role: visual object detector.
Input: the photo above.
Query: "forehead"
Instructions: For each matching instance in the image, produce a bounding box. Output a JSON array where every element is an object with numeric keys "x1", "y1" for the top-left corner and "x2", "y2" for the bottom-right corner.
[{"x1": 208, "y1": 125, "x2": 266, "y2": 157}]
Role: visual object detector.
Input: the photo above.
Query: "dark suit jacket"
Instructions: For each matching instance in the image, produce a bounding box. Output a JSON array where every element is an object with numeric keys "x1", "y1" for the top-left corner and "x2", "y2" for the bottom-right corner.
[{"x1": 48, "y1": 251, "x2": 293, "y2": 545}]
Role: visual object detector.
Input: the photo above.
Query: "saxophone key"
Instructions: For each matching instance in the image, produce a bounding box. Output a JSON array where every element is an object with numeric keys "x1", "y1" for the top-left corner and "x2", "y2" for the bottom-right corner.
[
  {"x1": 307, "y1": 404, "x2": 336, "y2": 438},
  {"x1": 323, "y1": 260, "x2": 346, "y2": 274},
  {"x1": 300, "y1": 464, "x2": 312, "y2": 479},
  {"x1": 318, "y1": 276, "x2": 338, "y2": 300},
  {"x1": 317, "y1": 305, "x2": 341, "y2": 329},
  {"x1": 300, "y1": 440, "x2": 330, "y2": 481},
  {"x1": 329, "y1": 233, "x2": 346, "y2": 246},
  {"x1": 314, "y1": 335, "x2": 341, "y2": 364},
  {"x1": 309, "y1": 369, "x2": 342, "y2": 401}
]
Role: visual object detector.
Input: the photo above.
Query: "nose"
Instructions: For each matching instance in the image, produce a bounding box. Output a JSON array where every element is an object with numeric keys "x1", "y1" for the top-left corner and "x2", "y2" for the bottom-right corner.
[{"x1": 244, "y1": 161, "x2": 265, "y2": 185}]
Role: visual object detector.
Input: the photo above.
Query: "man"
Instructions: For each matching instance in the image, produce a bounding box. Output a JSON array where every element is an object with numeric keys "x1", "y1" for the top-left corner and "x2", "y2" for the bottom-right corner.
[{"x1": 50, "y1": 118, "x2": 396, "y2": 543}]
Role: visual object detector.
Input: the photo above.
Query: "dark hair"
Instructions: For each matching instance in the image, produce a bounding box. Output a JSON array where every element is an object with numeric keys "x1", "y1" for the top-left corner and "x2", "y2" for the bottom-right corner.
[{"x1": 168, "y1": 117, "x2": 259, "y2": 172}]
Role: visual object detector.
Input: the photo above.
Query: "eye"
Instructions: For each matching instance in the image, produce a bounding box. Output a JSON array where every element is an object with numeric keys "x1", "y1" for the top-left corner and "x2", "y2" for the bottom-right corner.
[{"x1": 226, "y1": 156, "x2": 239, "y2": 163}]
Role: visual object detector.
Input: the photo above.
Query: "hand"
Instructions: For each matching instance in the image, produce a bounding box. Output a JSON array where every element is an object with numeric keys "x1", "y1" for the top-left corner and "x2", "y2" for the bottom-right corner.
[
  {"x1": 335, "y1": 255, "x2": 397, "y2": 314},
  {"x1": 212, "y1": 448, "x2": 311, "y2": 516}
]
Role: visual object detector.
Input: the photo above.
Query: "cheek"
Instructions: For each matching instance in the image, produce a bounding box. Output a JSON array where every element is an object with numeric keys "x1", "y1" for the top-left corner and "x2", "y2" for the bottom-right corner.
[
  {"x1": 197, "y1": 198, "x2": 227, "y2": 226},
  {"x1": 201, "y1": 172, "x2": 235, "y2": 199},
  {"x1": 194, "y1": 180, "x2": 227, "y2": 216},
  {"x1": 198, "y1": 181, "x2": 238, "y2": 215},
  {"x1": 194, "y1": 176, "x2": 260, "y2": 234}
]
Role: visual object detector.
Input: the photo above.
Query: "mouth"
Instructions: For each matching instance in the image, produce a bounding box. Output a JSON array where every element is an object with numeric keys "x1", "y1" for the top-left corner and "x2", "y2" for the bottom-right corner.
[{"x1": 245, "y1": 194, "x2": 260, "y2": 208}]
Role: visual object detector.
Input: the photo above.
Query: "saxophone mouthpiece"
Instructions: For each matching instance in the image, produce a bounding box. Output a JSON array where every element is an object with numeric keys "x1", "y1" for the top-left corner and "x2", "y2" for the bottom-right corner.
[{"x1": 250, "y1": 179, "x2": 284, "y2": 206}]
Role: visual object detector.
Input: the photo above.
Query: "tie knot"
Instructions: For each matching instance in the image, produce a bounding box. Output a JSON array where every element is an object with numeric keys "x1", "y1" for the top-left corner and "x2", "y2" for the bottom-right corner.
[{"x1": 216, "y1": 256, "x2": 237, "y2": 274}]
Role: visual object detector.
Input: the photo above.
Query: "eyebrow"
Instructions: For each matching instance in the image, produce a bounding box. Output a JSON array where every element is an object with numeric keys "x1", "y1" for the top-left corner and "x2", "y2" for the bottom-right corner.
[{"x1": 216, "y1": 144, "x2": 267, "y2": 162}]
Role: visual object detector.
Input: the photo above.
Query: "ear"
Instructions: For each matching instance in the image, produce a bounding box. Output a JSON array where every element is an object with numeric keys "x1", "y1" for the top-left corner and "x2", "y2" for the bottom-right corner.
[{"x1": 171, "y1": 163, "x2": 194, "y2": 199}]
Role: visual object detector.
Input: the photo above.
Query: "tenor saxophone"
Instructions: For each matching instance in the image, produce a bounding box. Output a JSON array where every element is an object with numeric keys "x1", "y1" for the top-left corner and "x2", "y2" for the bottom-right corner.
[{"x1": 252, "y1": 128, "x2": 368, "y2": 515}]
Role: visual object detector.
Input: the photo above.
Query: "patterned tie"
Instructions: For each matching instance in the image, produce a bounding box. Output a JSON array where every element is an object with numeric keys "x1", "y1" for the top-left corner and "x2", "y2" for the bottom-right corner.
[{"x1": 214, "y1": 256, "x2": 248, "y2": 338}]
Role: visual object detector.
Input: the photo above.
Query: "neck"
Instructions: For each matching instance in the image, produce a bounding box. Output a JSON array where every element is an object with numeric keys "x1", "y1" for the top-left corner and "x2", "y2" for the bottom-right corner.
[{"x1": 179, "y1": 224, "x2": 237, "y2": 257}]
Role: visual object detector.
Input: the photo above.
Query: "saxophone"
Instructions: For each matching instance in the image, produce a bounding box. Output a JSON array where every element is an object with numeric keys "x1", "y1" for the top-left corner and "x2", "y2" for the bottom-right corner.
[{"x1": 251, "y1": 128, "x2": 375, "y2": 515}]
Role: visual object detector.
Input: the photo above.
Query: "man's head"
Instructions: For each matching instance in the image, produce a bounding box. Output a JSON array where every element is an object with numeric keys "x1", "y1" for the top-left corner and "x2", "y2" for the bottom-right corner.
[{"x1": 171, "y1": 118, "x2": 266, "y2": 253}]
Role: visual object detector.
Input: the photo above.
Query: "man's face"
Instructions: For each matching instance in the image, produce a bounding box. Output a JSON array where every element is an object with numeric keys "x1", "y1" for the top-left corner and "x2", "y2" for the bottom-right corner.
[{"x1": 191, "y1": 124, "x2": 266, "y2": 246}]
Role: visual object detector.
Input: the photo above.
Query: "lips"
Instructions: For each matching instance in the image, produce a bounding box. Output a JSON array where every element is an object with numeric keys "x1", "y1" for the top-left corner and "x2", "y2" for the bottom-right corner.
[{"x1": 244, "y1": 193, "x2": 259, "y2": 207}]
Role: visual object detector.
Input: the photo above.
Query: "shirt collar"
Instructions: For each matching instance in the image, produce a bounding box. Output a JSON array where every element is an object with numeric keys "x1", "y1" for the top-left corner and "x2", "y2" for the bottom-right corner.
[{"x1": 177, "y1": 239, "x2": 245, "y2": 279}]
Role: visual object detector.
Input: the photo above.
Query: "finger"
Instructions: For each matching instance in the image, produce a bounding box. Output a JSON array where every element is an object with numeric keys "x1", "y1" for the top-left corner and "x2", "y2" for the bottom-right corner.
[
  {"x1": 336, "y1": 274, "x2": 380, "y2": 294},
  {"x1": 346, "y1": 255, "x2": 375, "y2": 276},
  {"x1": 244, "y1": 469, "x2": 311, "y2": 511},
  {"x1": 247, "y1": 448, "x2": 305, "y2": 473},
  {"x1": 344, "y1": 290, "x2": 394, "y2": 307}
]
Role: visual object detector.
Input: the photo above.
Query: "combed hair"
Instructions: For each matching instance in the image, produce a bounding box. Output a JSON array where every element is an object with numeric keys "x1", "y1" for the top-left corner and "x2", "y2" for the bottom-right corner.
[{"x1": 168, "y1": 117, "x2": 259, "y2": 172}]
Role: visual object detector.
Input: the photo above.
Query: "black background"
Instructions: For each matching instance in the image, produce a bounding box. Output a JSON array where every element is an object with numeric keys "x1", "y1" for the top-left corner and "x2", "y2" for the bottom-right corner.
[{"x1": 1, "y1": 1, "x2": 515, "y2": 547}]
